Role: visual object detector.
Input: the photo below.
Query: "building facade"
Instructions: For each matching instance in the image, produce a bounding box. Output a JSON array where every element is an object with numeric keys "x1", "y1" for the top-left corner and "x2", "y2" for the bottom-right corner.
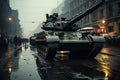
[
  {"x1": 105, "y1": 0, "x2": 120, "y2": 34},
  {"x1": 10, "y1": 10, "x2": 22, "y2": 37},
  {"x1": 54, "y1": 0, "x2": 120, "y2": 34},
  {"x1": 0, "y1": 0, "x2": 22, "y2": 38},
  {"x1": 0, "y1": 0, "x2": 12, "y2": 36}
]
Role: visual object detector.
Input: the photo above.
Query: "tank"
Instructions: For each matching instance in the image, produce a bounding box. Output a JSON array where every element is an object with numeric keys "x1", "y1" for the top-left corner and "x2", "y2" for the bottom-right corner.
[{"x1": 36, "y1": 0, "x2": 105, "y2": 60}]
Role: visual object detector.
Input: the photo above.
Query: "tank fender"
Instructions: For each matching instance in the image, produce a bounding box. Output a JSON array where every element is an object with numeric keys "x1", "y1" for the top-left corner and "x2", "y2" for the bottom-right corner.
[{"x1": 89, "y1": 35, "x2": 105, "y2": 43}]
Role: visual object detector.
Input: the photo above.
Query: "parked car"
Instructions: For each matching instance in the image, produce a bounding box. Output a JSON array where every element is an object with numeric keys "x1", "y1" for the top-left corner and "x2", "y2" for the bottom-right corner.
[
  {"x1": 100, "y1": 32, "x2": 108, "y2": 38},
  {"x1": 105, "y1": 32, "x2": 120, "y2": 45}
]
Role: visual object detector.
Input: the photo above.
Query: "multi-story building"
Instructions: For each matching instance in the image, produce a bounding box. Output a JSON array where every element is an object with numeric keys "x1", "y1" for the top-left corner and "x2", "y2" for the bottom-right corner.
[
  {"x1": 105, "y1": 0, "x2": 120, "y2": 33},
  {"x1": 0, "y1": 0, "x2": 12, "y2": 36},
  {"x1": 53, "y1": 0, "x2": 120, "y2": 34},
  {"x1": 10, "y1": 10, "x2": 22, "y2": 37},
  {"x1": 51, "y1": 1, "x2": 64, "y2": 17},
  {"x1": 0, "y1": 0, "x2": 22, "y2": 38}
]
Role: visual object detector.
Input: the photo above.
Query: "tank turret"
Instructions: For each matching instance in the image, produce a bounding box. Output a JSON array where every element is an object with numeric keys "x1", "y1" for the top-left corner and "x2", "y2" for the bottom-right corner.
[
  {"x1": 42, "y1": 0, "x2": 104, "y2": 31},
  {"x1": 42, "y1": 12, "x2": 79, "y2": 31}
]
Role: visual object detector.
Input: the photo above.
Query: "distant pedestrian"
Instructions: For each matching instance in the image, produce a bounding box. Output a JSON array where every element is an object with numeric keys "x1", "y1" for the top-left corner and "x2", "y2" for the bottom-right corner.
[
  {"x1": 0, "y1": 33, "x2": 8, "y2": 49},
  {"x1": 13, "y1": 36, "x2": 18, "y2": 47},
  {"x1": 17, "y1": 37, "x2": 22, "y2": 46}
]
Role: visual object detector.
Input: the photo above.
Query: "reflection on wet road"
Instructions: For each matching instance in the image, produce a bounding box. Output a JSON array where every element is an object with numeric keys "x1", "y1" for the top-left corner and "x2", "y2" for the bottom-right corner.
[
  {"x1": 0, "y1": 45, "x2": 41, "y2": 80},
  {"x1": 96, "y1": 44, "x2": 120, "y2": 80},
  {"x1": 0, "y1": 48, "x2": 12, "y2": 80},
  {"x1": 0, "y1": 43, "x2": 120, "y2": 80},
  {"x1": 36, "y1": 43, "x2": 120, "y2": 80}
]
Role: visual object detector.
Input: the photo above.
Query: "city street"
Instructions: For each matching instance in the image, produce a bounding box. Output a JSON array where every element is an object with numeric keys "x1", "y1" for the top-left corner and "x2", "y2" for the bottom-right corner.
[
  {"x1": 0, "y1": 44, "x2": 42, "y2": 80},
  {"x1": 0, "y1": 43, "x2": 120, "y2": 80},
  {"x1": 1, "y1": 0, "x2": 120, "y2": 80},
  {"x1": 35, "y1": 44, "x2": 120, "y2": 80}
]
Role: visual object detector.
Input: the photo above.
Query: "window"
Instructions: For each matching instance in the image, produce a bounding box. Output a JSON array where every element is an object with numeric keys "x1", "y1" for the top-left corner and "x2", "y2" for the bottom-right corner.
[
  {"x1": 118, "y1": 23, "x2": 120, "y2": 33},
  {"x1": 99, "y1": 9, "x2": 104, "y2": 19},
  {"x1": 107, "y1": 5, "x2": 113, "y2": 17},
  {"x1": 108, "y1": 26, "x2": 114, "y2": 32},
  {"x1": 117, "y1": 2, "x2": 120, "y2": 14},
  {"x1": 91, "y1": 10, "x2": 98, "y2": 22}
]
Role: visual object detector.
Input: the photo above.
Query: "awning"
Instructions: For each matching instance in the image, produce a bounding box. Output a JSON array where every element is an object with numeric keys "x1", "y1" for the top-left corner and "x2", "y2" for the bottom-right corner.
[{"x1": 80, "y1": 27, "x2": 96, "y2": 31}]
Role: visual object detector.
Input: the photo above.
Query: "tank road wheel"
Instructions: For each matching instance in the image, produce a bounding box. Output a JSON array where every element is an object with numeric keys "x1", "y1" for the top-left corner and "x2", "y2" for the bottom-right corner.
[{"x1": 46, "y1": 47, "x2": 57, "y2": 61}]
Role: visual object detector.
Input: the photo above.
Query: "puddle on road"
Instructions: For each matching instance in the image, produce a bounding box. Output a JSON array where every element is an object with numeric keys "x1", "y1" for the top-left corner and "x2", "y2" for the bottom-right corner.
[
  {"x1": 36, "y1": 54, "x2": 105, "y2": 80},
  {"x1": 32, "y1": 45, "x2": 120, "y2": 80},
  {"x1": 96, "y1": 52, "x2": 120, "y2": 80},
  {"x1": 34, "y1": 45, "x2": 120, "y2": 80}
]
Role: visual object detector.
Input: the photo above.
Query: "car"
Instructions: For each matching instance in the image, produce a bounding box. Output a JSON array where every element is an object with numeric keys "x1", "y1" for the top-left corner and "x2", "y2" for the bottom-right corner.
[
  {"x1": 105, "y1": 32, "x2": 120, "y2": 45},
  {"x1": 100, "y1": 32, "x2": 108, "y2": 38}
]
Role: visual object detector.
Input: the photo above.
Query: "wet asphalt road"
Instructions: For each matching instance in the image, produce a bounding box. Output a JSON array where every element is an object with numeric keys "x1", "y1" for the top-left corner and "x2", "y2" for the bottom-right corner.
[
  {"x1": 0, "y1": 43, "x2": 120, "y2": 80},
  {"x1": 0, "y1": 44, "x2": 41, "y2": 80},
  {"x1": 35, "y1": 43, "x2": 120, "y2": 80}
]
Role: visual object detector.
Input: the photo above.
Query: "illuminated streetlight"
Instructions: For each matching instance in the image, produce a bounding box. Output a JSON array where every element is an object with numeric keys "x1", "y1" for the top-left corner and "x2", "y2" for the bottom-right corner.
[
  {"x1": 8, "y1": 17, "x2": 12, "y2": 21},
  {"x1": 100, "y1": 19, "x2": 106, "y2": 32},
  {"x1": 102, "y1": 20, "x2": 106, "y2": 24}
]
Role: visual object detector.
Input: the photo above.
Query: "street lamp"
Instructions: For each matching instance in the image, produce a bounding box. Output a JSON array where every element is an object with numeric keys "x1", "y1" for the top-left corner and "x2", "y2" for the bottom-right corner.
[
  {"x1": 8, "y1": 17, "x2": 12, "y2": 21},
  {"x1": 8, "y1": 17, "x2": 13, "y2": 39},
  {"x1": 102, "y1": 20, "x2": 106, "y2": 24},
  {"x1": 101, "y1": 19, "x2": 106, "y2": 32}
]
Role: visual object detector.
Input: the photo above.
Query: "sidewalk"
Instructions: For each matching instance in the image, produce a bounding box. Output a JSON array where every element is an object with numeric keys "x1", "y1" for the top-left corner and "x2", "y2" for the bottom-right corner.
[
  {"x1": 0, "y1": 43, "x2": 22, "y2": 67},
  {"x1": 0, "y1": 43, "x2": 42, "y2": 80},
  {"x1": 10, "y1": 44, "x2": 42, "y2": 80}
]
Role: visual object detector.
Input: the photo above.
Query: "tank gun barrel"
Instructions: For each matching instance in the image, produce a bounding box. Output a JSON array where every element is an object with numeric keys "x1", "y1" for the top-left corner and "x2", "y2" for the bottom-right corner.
[{"x1": 68, "y1": 0, "x2": 105, "y2": 25}]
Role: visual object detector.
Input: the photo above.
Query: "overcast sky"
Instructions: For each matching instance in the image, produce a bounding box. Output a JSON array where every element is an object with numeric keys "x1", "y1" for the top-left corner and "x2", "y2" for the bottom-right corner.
[{"x1": 10, "y1": 0, "x2": 63, "y2": 37}]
